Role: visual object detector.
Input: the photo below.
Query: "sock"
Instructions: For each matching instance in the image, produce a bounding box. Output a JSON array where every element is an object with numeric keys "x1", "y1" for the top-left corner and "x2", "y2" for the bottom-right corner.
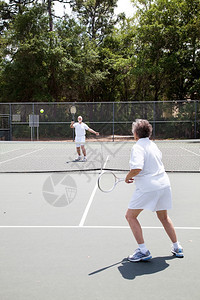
[
  {"x1": 138, "y1": 243, "x2": 148, "y2": 254},
  {"x1": 173, "y1": 241, "x2": 180, "y2": 249}
]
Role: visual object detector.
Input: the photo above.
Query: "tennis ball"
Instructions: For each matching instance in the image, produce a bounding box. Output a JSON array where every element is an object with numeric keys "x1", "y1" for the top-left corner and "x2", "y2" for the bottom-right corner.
[{"x1": 40, "y1": 109, "x2": 44, "y2": 114}]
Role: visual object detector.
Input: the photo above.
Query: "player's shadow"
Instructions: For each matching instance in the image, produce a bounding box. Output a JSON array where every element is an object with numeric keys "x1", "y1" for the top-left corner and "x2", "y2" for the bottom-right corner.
[{"x1": 89, "y1": 256, "x2": 176, "y2": 280}]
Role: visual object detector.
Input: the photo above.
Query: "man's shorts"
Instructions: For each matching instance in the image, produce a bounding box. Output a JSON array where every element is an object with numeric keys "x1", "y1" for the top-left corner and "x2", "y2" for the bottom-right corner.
[
  {"x1": 75, "y1": 136, "x2": 85, "y2": 148},
  {"x1": 128, "y1": 187, "x2": 172, "y2": 212}
]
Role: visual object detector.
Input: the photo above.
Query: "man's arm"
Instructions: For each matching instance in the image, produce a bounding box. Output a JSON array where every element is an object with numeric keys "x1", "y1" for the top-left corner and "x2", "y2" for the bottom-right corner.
[
  {"x1": 70, "y1": 121, "x2": 74, "y2": 129},
  {"x1": 125, "y1": 169, "x2": 141, "y2": 183},
  {"x1": 88, "y1": 128, "x2": 99, "y2": 136}
]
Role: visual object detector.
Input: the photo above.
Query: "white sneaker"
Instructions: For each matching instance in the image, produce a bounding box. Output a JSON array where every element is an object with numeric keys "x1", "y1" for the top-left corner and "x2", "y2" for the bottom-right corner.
[
  {"x1": 74, "y1": 157, "x2": 81, "y2": 161},
  {"x1": 171, "y1": 246, "x2": 184, "y2": 258},
  {"x1": 82, "y1": 157, "x2": 87, "y2": 162},
  {"x1": 128, "y1": 248, "x2": 152, "y2": 262}
]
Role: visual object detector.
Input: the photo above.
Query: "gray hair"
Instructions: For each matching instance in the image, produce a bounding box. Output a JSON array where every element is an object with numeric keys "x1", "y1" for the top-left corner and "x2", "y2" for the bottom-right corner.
[{"x1": 132, "y1": 119, "x2": 152, "y2": 138}]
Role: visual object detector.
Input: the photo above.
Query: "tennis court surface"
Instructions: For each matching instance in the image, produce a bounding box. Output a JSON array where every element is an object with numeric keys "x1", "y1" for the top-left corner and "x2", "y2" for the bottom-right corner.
[{"x1": 0, "y1": 140, "x2": 200, "y2": 300}]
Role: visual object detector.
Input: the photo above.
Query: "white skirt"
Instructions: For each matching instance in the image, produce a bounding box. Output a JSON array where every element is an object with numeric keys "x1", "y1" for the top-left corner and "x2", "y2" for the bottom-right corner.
[{"x1": 128, "y1": 187, "x2": 172, "y2": 212}]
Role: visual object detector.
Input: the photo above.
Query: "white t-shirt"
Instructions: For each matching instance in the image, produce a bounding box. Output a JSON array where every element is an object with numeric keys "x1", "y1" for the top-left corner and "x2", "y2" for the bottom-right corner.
[
  {"x1": 73, "y1": 122, "x2": 89, "y2": 137},
  {"x1": 129, "y1": 137, "x2": 170, "y2": 192}
]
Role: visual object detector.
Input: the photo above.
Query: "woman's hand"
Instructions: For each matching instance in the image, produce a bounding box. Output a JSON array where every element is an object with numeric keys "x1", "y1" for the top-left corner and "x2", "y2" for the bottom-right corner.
[
  {"x1": 125, "y1": 169, "x2": 142, "y2": 184},
  {"x1": 125, "y1": 177, "x2": 134, "y2": 184}
]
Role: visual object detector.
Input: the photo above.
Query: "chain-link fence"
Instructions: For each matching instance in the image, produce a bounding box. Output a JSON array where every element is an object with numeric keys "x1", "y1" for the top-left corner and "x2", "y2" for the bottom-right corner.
[{"x1": 0, "y1": 101, "x2": 199, "y2": 141}]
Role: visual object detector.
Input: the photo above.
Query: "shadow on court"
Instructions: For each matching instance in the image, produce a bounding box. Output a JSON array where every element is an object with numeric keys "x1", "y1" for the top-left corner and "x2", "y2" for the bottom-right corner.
[{"x1": 89, "y1": 255, "x2": 177, "y2": 280}]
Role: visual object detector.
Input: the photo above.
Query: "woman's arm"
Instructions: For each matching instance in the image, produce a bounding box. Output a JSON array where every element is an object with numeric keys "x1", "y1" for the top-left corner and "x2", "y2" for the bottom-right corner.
[{"x1": 125, "y1": 169, "x2": 141, "y2": 183}]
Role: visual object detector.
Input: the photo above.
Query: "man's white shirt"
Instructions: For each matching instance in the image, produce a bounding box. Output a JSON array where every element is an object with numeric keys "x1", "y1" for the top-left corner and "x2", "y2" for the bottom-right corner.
[{"x1": 73, "y1": 122, "x2": 89, "y2": 137}]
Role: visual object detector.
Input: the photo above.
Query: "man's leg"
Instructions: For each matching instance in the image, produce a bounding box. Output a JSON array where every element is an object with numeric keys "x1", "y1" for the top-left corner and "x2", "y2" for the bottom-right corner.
[
  {"x1": 81, "y1": 145, "x2": 86, "y2": 157},
  {"x1": 74, "y1": 146, "x2": 82, "y2": 161},
  {"x1": 76, "y1": 146, "x2": 81, "y2": 156}
]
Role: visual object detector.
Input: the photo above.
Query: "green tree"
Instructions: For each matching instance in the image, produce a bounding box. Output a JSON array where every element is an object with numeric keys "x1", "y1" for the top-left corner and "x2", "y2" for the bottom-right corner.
[
  {"x1": 0, "y1": 0, "x2": 36, "y2": 35},
  {"x1": 0, "y1": 4, "x2": 52, "y2": 102},
  {"x1": 99, "y1": 17, "x2": 137, "y2": 102},
  {"x1": 0, "y1": 1, "x2": 13, "y2": 33},
  {"x1": 71, "y1": 0, "x2": 118, "y2": 44},
  {"x1": 131, "y1": 0, "x2": 200, "y2": 100},
  {"x1": 1, "y1": 0, "x2": 200, "y2": 104}
]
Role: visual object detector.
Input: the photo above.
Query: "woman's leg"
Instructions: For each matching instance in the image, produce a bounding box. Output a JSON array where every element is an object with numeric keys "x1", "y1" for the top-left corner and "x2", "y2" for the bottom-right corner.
[
  {"x1": 156, "y1": 210, "x2": 177, "y2": 243},
  {"x1": 125, "y1": 209, "x2": 144, "y2": 244}
]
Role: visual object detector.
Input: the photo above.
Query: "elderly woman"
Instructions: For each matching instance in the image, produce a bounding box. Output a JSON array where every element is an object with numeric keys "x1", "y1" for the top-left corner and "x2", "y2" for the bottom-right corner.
[{"x1": 125, "y1": 119, "x2": 183, "y2": 262}]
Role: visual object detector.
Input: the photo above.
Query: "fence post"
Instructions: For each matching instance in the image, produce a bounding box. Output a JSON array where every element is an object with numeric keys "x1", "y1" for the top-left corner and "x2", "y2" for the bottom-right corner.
[
  {"x1": 32, "y1": 103, "x2": 35, "y2": 141},
  {"x1": 112, "y1": 102, "x2": 115, "y2": 142},
  {"x1": 153, "y1": 101, "x2": 156, "y2": 139},
  {"x1": 194, "y1": 101, "x2": 197, "y2": 139},
  {"x1": 9, "y1": 103, "x2": 12, "y2": 141}
]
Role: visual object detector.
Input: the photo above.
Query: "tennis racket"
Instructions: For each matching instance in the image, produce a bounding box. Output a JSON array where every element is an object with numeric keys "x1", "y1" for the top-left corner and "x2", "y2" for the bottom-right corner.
[
  {"x1": 98, "y1": 171, "x2": 125, "y2": 193},
  {"x1": 70, "y1": 105, "x2": 76, "y2": 121}
]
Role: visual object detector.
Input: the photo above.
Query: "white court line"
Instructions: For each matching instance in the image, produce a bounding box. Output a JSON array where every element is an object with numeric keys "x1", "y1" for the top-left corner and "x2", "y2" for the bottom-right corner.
[
  {"x1": 78, "y1": 155, "x2": 110, "y2": 227},
  {"x1": 0, "y1": 148, "x2": 21, "y2": 155},
  {"x1": 0, "y1": 147, "x2": 45, "y2": 164},
  {"x1": 0, "y1": 225, "x2": 200, "y2": 230},
  {"x1": 180, "y1": 146, "x2": 200, "y2": 157}
]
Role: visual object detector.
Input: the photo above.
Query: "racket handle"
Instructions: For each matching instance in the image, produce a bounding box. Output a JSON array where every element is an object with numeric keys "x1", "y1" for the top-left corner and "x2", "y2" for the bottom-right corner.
[{"x1": 118, "y1": 178, "x2": 125, "y2": 182}]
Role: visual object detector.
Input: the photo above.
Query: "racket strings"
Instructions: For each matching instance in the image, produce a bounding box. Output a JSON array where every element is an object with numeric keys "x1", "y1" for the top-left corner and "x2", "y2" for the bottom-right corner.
[
  {"x1": 70, "y1": 106, "x2": 76, "y2": 114},
  {"x1": 98, "y1": 172, "x2": 117, "y2": 192}
]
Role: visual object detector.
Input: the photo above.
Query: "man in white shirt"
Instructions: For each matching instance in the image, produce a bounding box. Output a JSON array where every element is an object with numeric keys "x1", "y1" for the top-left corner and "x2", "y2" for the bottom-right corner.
[
  {"x1": 125, "y1": 119, "x2": 183, "y2": 262},
  {"x1": 70, "y1": 116, "x2": 99, "y2": 161}
]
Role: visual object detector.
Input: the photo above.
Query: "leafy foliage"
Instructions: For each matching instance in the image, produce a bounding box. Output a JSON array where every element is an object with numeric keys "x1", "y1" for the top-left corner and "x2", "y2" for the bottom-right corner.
[{"x1": 0, "y1": 0, "x2": 200, "y2": 102}]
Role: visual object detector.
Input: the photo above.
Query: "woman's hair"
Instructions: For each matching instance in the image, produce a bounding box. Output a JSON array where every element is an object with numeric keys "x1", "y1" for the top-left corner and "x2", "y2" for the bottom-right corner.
[{"x1": 132, "y1": 119, "x2": 152, "y2": 138}]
